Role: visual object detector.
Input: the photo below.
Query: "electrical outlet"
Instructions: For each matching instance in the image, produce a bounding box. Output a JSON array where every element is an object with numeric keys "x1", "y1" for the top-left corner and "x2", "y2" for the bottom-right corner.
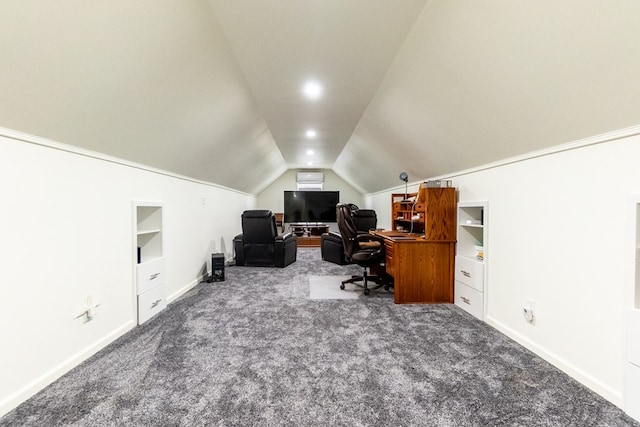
[
  {"x1": 523, "y1": 299, "x2": 536, "y2": 324},
  {"x1": 75, "y1": 294, "x2": 99, "y2": 323}
]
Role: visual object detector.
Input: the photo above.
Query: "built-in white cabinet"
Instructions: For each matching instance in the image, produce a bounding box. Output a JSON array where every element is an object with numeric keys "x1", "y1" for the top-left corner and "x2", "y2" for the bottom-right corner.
[
  {"x1": 134, "y1": 202, "x2": 166, "y2": 324},
  {"x1": 455, "y1": 201, "x2": 487, "y2": 320},
  {"x1": 626, "y1": 197, "x2": 640, "y2": 421}
]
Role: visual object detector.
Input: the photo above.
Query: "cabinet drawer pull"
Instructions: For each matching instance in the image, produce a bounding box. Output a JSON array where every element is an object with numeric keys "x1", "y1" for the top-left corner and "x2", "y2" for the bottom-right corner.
[
  {"x1": 461, "y1": 270, "x2": 471, "y2": 277},
  {"x1": 460, "y1": 296, "x2": 471, "y2": 305},
  {"x1": 149, "y1": 272, "x2": 160, "y2": 280},
  {"x1": 151, "y1": 299, "x2": 162, "y2": 308}
]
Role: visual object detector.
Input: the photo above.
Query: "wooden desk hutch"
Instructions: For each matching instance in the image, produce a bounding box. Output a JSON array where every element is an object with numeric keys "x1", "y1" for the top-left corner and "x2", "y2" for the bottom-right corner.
[{"x1": 376, "y1": 186, "x2": 456, "y2": 304}]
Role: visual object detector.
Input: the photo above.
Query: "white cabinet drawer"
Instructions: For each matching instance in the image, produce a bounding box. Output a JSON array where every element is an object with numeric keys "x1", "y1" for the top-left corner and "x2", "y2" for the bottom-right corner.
[
  {"x1": 138, "y1": 283, "x2": 167, "y2": 324},
  {"x1": 455, "y1": 281, "x2": 483, "y2": 320},
  {"x1": 136, "y1": 257, "x2": 165, "y2": 294},
  {"x1": 455, "y1": 255, "x2": 484, "y2": 291}
]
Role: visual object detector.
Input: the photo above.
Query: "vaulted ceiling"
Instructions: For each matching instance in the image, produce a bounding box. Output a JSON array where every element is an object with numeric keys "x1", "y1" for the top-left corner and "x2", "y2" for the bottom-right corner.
[{"x1": 1, "y1": 1, "x2": 639, "y2": 194}]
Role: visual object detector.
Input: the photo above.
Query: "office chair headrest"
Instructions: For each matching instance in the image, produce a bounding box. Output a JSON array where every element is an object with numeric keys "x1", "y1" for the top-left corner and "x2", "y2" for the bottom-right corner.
[{"x1": 352, "y1": 209, "x2": 376, "y2": 218}]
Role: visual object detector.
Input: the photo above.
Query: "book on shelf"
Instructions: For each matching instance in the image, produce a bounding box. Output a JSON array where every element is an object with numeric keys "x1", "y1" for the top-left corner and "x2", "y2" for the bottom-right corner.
[{"x1": 474, "y1": 245, "x2": 484, "y2": 260}]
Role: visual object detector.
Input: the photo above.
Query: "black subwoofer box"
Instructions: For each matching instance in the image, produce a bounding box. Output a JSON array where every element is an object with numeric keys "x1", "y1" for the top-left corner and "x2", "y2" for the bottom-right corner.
[{"x1": 208, "y1": 253, "x2": 225, "y2": 282}]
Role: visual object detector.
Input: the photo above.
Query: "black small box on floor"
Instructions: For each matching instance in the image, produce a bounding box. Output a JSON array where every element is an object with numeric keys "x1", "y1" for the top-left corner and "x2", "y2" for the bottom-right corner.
[{"x1": 207, "y1": 253, "x2": 225, "y2": 282}]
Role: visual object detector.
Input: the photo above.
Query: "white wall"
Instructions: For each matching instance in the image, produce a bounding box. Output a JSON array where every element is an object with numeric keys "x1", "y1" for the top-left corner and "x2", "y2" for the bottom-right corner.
[
  {"x1": 0, "y1": 1, "x2": 287, "y2": 195},
  {"x1": 336, "y1": 0, "x2": 640, "y2": 194},
  {"x1": 365, "y1": 126, "x2": 640, "y2": 410},
  {"x1": 256, "y1": 169, "x2": 364, "y2": 232},
  {"x1": 0, "y1": 129, "x2": 255, "y2": 416},
  {"x1": 6, "y1": 123, "x2": 638, "y2": 417}
]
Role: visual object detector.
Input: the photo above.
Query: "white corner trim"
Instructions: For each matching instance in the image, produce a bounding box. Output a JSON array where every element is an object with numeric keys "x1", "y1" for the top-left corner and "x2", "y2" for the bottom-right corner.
[
  {"x1": 439, "y1": 124, "x2": 640, "y2": 181},
  {"x1": 485, "y1": 315, "x2": 624, "y2": 408}
]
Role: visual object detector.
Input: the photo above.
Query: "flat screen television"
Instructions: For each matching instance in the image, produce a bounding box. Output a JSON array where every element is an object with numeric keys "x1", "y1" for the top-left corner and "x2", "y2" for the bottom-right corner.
[{"x1": 284, "y1": 191, "x2": 339, "y2": 223}]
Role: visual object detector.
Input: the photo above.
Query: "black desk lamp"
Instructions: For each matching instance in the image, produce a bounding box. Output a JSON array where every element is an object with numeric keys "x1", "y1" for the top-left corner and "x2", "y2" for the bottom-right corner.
[{"x1": 399, "y1": 172, "x2": 409, "y2": 200}]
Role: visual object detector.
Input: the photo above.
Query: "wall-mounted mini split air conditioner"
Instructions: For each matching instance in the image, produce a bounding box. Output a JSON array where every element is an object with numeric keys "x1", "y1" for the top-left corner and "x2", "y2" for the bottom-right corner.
[
  {"x1": 296, "y1": 171, "x2": 324, "y2": 183},
  {"x1": 296, "y1": 171, "x2": 324, "y2": 190}
]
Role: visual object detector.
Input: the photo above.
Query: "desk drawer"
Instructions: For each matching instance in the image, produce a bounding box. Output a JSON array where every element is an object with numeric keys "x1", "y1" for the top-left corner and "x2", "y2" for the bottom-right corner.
[
  {"x1": 455, "y1": 281, "x2": 483, "y2": 320},
  {"x1": 455, "y1": 256, "x2": 483, "y2": 291},
  {"x1": 384, "y1": 242, "x2": 395, "y2": 277},
  {"x1": 137, "y1": 257, "x2": 165, "y2": 294},
  {"x1": 138, "y1": 283, "x2": 166, "y2": 324}
]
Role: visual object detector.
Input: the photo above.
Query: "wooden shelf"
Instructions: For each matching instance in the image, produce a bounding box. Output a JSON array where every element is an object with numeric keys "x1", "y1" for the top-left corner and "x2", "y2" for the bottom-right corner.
[
  {"x1": 297, "y1": 236, "x2": 322, "y2": 247},
  {"x1": 391, "y1": 187, "x2": 456, "y2": 239}
]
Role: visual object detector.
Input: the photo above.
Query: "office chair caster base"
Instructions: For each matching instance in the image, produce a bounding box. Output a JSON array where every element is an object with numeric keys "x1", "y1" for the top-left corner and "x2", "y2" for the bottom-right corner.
[{"x1": 364, "y1": 288, "x2": 370, "y2": 295}]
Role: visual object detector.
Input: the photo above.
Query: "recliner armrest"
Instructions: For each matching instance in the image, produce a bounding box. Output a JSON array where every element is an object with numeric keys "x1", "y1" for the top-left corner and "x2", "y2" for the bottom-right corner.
[
  {"x1": 275, "y1": 231, "x2": 295, "y2": 242},
  {"x1": 233, "y1": 234, "x2": 245, "y2": 266},
  {"x1": 321, "y1": 231, "x2": 347, "y2": 265},
  {"x1": 321, "y1": 231, "x2": 342, "y2": 243},
  {"x1": 275, "y1": 231, "x2": 297, "y2": 267}
]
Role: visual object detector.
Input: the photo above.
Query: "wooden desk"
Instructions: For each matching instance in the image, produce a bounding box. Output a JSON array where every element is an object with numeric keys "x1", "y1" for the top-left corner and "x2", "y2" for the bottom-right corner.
[{"x1": 372, "y1": 230, "x2": 455, "y2": 304}]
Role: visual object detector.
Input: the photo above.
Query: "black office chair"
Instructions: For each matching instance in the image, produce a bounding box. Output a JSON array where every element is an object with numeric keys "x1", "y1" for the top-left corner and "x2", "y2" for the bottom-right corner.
[
  {"x1": 321, "y1": 206, "x2": 377, "y2": 265},
  {"x1": 352, "y1": 209, "x2": 377, "y2": 232},
  {"x1": 233, "y1": 210, "x2": 297, "y2": 267},
  {"x1": 336, "y1": 203, "x2": 388, "y2": 295}
]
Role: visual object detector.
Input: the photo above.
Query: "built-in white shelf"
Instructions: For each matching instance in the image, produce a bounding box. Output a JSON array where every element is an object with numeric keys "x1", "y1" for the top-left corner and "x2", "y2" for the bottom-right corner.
[
  {"x1": 455, "y1": 201, "x2": 488, "y2": 320},
  {"x1": 626, "y1": 197, "x2": 640, "y2": 421},
  {"x1": 133, "y1": 202, "x2": 166, "y2": 324},
  {"x1": 137, "y1": 229, "x2": 162, "y2": 235}
]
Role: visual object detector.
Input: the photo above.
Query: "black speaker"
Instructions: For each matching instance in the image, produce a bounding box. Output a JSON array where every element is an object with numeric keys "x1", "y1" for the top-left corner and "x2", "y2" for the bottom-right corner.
[{"x1": 208, "y1": 253, "x2": 225, "y2": 282}]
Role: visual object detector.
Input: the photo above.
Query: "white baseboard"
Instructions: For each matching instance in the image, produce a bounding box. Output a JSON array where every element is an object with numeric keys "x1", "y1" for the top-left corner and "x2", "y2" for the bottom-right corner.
[
  {"x1": 485, "y1": 315, "x2": 623, "y2": 408},
  {"x1": 167, "y1": 277, "x2": 203, "y2": 303},
  {"x1": 0, "y1": 320, "x2": 135, "y2": 418},
  {"x1": 1, "y1": 276, "x2": 206, "y2": 418}
]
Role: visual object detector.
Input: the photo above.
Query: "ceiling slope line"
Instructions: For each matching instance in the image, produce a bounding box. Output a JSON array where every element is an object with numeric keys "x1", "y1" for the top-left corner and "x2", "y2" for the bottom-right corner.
[
  {"x1": 0, "y1": 126, "x2": 254, "y2": 197},
  {"x1": 364, "y1": 124, "x2": 640, "y2": 197}
]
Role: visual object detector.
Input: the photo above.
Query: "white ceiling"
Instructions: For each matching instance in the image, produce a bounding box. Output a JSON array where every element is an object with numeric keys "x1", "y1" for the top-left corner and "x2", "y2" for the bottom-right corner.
[
  {"x1": 208, "y1": 0, "x2": 428, "y2": 170},
  {"x1": 1, "y1": 1, "x2": 639, "y2": 194}
]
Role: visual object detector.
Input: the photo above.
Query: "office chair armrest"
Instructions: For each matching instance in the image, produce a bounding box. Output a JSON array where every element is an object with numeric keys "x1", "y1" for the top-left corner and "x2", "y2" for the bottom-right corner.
[
  {"x1": 354, "y1": 233, "x2": 384, "y2": 251},
  {"x1": 355, "y1": 233, "x2": 384, "y2": 243}
]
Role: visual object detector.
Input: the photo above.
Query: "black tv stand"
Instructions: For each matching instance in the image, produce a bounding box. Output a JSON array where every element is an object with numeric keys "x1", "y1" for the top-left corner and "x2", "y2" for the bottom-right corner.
[{"x1": 290, "y1": 223, "x2": 330, "y2": 247}]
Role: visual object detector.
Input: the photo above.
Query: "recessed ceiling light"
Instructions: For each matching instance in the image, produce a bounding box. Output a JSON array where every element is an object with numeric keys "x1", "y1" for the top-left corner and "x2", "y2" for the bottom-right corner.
[
  {"x1": 306, "y1": 149, "x2": 314, "y2": 155},
  {"x1": 307, "y1": 161, "x2": 313, "y2": 166},
  {"x1": 303, "y1": 81, "x2": 322, "y2": 99},
  {"x1": 305, "y1": 129, "x2": 317, "y2": 138}
]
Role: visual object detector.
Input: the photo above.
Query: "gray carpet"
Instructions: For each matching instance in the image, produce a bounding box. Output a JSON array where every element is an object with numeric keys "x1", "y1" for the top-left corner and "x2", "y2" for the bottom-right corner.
[
  {"x1": 1, "y1": 248, "x2": 637, "y2": 426},
  {"x1": 308, "y1": 275, "x2": 394, "y2": 300}
]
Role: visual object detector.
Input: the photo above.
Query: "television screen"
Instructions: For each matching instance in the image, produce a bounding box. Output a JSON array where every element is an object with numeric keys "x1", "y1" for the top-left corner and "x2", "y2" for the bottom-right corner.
[{"x1": 284, "y1": 191, "x2": 339, "y2": 223}]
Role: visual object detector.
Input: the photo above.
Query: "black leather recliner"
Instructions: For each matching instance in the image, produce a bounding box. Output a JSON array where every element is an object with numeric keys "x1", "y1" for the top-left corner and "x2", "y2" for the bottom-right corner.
[
  {"x1": 321, "y1": 208, "x2": 377, "y2": 265},
  {"x1": 234, "y1": 210, "x2": 297, "y2": 267}
]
